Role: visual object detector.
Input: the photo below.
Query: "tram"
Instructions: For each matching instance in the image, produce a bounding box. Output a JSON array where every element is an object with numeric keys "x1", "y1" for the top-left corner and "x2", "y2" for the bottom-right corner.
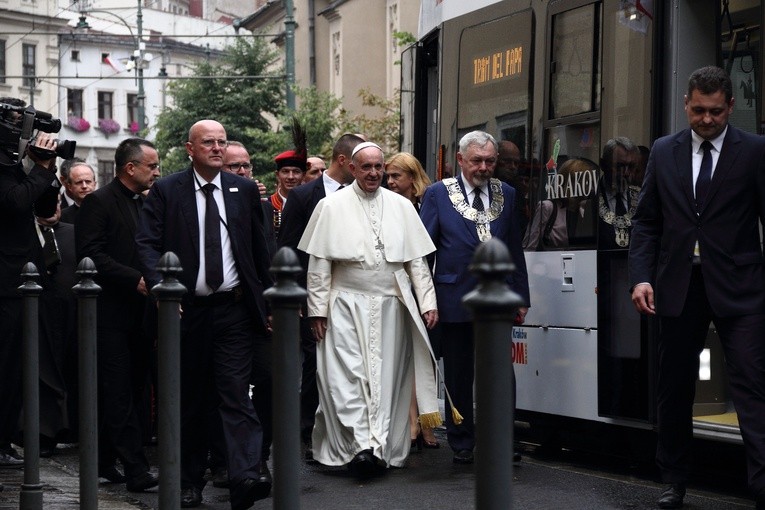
[{"x1": 400, "y1": 0, "x2": 763, "y2": 446}]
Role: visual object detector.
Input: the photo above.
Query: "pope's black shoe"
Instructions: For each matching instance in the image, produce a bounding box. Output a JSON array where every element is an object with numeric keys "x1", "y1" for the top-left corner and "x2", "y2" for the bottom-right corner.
[
  {"x1": 180, "y1": 486, "x2": 202, "y2": 508},
  {"x1": 348, "y1": 449, "x2": 382, "y2": 480},
  {"x1": 230, "y1": 477, "x2": 272, "y2": 510},
  {"x1": 658, "y1": 483, "x2": 685, "y2": 509}
]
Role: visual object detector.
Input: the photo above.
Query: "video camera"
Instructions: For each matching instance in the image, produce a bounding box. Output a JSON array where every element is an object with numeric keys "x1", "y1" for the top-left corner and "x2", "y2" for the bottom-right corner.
[{"x1": 0, "y1": 102, "x2": 76, "y2": 164}]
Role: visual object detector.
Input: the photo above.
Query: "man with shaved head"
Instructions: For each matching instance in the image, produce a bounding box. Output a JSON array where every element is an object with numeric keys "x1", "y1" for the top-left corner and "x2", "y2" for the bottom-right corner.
[{"x1": 137, "y1": 120, "x2": 274, "y2": 509}]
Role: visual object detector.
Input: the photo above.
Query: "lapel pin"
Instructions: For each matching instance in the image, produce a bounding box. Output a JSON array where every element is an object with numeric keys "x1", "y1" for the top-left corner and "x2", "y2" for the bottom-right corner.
[{"x1": 229, "y1": 187, "x2": 239, "y2": 192}]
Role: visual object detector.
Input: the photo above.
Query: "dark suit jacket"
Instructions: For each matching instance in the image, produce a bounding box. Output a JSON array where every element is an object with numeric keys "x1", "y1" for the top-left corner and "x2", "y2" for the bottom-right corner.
[
  {"x1": 0, "y1": 161, "x2": 60, "y2": 297},
  {"x1": 629, "y1": 125, "x2": 765, "y2": 317},
  {"x1": 420, "y1": 175, "x2": 530, "y2": 322},
  {"x1": 60, "y1": 203, "x2": 79, "y2": 224},
  {"x1": 277, "y1": 177, "x2": 326, "y2": 286},
  {"x1": 75, "y1": 178, "x2": 146, "y2": 327},
  {"x1": 136, "y1": 168, "x2": 273, "y2": 331}
]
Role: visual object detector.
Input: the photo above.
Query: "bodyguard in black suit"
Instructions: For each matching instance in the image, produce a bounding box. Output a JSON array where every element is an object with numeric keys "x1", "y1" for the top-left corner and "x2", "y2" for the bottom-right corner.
[
  {"x1": 136, "y1": 120, "x2": 274, "y2": 509},
  {"x1": 630, "y1": 66, "x2": 765, "y2": 509},
  {"x1": 277, "y1": 133, "x2": 363, "y2": 452},
  {"x1": 0, "y1": 115, "x2": 60, "y2": 466}
]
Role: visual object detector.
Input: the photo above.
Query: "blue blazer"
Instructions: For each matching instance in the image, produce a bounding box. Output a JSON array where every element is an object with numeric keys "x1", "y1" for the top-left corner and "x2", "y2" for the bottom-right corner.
[
  {"x1": 136, "y1": 168, "x2": 273, "y2": 331},
  {"x1": 420, "y1": 175, "x2": 530, "y2": 322},
  {"x1": 629, "y1": 125, "x2": 765, "y2": 317}
]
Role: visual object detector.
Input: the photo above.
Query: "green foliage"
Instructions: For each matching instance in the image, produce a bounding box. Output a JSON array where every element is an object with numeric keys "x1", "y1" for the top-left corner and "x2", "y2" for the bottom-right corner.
[
  {"x1": 153, "y1": 36, "x2": 404, "y2": 185},
  {"x1": 153, "y1": 37, "x2": 284, "y2": 176},
  {"x1": 252, "y1": 85, "x2": 345, "y2": 191},
  {"x1": 338, "y1": 88, "x2": 401, "y2": 154},
  {"x1": 393, "y1": 31, "x2": 417, "y2": 48}
]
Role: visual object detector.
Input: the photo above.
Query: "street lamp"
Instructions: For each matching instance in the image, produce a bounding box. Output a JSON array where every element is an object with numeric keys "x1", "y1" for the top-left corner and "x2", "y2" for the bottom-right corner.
[{"x1": 75, "y1": 0, "x2": 149, "y2": 131}]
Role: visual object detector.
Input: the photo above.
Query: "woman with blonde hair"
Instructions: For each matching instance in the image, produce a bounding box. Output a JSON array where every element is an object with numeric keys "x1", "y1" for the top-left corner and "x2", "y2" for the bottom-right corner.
[
  {"x1": 385, "y1": 152, "x2": 440, "y2": 449},
  {"x1": 386, "y1": 152, "x2": 432, "y2": 211}
]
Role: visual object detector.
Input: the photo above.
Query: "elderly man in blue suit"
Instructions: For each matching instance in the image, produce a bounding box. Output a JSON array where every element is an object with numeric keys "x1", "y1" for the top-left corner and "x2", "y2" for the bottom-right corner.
[{"x1": 420, "y1": 130, "x2": 530, "y2": 465}]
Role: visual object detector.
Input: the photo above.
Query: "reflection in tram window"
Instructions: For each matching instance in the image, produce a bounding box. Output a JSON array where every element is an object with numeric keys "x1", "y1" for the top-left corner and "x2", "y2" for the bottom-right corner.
[
  {"x1": 597, "y1": 137, "x2": 640, "y2": 250},
  {"x1": 523, "y1": 158, "x2": 598, "y2": 250}
]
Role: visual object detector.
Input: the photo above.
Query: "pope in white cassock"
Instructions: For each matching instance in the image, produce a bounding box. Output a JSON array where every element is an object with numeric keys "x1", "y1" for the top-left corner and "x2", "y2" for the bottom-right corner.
[{"x1": 298, "y1": 141, "x2": 442, "y2": 479}]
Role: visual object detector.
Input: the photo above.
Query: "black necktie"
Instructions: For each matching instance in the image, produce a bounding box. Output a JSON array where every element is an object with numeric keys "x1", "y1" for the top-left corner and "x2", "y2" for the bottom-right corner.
[
  {"x1": 615, "y1": 192, "x2": 627, "y2": 217},
  {"x1": 472, "y1": 189, "x2": 484, "y2": 211},
  {"x1": 695, "y1": 140, "x2": 713, "y2": 211},
  {"x1": 203, "y1": 183, "x2": 223, "y2": 292}
]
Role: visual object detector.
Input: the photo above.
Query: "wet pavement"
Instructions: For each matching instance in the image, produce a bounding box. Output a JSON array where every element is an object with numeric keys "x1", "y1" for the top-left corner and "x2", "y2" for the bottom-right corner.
[{"x1": 0, "y1": 430, "x2": 757, "y2": 509}]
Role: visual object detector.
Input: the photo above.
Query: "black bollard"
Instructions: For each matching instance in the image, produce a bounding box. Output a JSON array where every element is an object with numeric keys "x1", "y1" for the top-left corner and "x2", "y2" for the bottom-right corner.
[
  {"x1": 18, "y1": 262, "x2": 43, "y2": 510},
  {"x1": 263, "y1": 247, "x2": 307, "y2": 510},
  {"x1": 151, "y1": 252, "x2": 186, "y2": 510},
  {"x1": 72, "y1": 258, "x2": 102, "y2": 510},
  {"x1": 462, "y1": 238, "x2": 524, "y2": 510}
]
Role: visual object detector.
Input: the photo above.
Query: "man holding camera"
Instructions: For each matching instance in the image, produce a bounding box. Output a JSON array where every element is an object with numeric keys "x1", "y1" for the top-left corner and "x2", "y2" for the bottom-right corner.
[{"x1": 0, "y1": 97, "x2": 62, "y2": 466}]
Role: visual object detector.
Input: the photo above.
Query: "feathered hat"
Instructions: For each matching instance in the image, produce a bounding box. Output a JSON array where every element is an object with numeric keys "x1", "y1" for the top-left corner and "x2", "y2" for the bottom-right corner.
[{"x1": 274, "y1": 116, "x2": 307, "y2": 172}]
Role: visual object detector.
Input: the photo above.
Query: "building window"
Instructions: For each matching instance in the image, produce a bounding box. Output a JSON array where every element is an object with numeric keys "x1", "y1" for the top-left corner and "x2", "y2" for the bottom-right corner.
[
  {"x1": 71, "y1": 50, "x2": 80, "y2": 62},
  {"x1": 97, "y1": 91, "x2": 113, "y2": 120},
  {"x1": 0, "y1": 40, "x2": 6, "y2": 83},
  {"x1": 97, "y1": 160, "x2": 114, "y2": 186},
  {"x1": 127, "y1": 93, "x2": 139, "y2": 125},
  {"x1": 22, "y1": 44, "x2": 35, "y2": 89},
  {"x1": 67, "y1": 89, "x2": 83, "y2": 118}
]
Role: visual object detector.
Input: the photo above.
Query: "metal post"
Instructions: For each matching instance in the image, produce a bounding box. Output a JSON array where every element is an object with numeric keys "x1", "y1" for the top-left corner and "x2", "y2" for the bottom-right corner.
[
  {"x1": 136, "y1": 0, "x2": 146, "y2": 131},
  {"x1": 284, "y1": 0, "x2": 296, "y2": 110},
  {"x1": 462, "y1": 238, "x2": 524, "y2": 510},
  {"x1": 18, "y1": 262, "x2": 43, "y2": 510},
  {"x1": 72, "y1": 258, "x2": 101, "y2": 510},
  {"x1": 263, "y1": 247, "x2": 306, "y2": 510},
  {"x1": 151, "y1": 252, "x2": 186, "y2": 510}
]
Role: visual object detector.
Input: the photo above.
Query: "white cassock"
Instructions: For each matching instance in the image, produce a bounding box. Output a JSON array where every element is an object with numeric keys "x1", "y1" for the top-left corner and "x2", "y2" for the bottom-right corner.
[{"x1": 298, "y1": 181, "x2": 441, "y2": 468}]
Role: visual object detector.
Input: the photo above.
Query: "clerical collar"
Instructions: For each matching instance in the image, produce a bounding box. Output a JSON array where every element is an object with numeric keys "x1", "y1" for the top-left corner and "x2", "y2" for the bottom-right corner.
[{"x1": 115, "y1": 177, "x2": 142, "y2": 200}]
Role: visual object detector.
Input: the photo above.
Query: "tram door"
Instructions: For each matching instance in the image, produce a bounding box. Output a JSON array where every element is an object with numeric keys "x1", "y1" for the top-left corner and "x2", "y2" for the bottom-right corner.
[{"x1": 592, "y1": 1, "x2": 655, "y2": 423}]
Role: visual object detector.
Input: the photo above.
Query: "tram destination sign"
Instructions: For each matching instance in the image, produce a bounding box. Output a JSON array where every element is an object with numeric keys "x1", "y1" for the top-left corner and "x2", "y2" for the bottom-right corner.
[{"x1": 458, "y1": 10, "x2": 532, "y2": 128}]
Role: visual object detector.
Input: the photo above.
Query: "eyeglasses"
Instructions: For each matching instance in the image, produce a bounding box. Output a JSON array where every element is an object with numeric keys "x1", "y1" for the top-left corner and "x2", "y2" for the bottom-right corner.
[
  {"x1": 227, "y1": 163, "x2": 252, "y2": 171},
  {"x1": 131, "y1": 160, "x2": 161, "y2": 170},
  {"x1": 198, "y1": 139, "x2": 229, "y2": 149}
]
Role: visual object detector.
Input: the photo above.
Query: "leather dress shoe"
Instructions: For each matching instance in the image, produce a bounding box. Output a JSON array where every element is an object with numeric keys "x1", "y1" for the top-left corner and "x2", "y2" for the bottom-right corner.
[
  {"x1": 658, "y1": 483, "x2": 686, "y2": 509},
  {"x1": 98, "y1": 465, "x2": 127, "y2": 483},
  {"x1": 513, "y1": 451, "x2": 522, "y2": 463},
  {"x1": 0, "y1": 451, "x2": 23, "y2": 468},
  {"x1": 211, "y1": 467, "x2": 229, "y2": 488},
  {"x1": 180, "y1": 486, "x2": 202, "y2": 508},
  {"x1": 126, "y1": 471, "x2": 159, "y2": 492},
  {"x1": 258, "y1": 462, "x2": 272, "y2": 485},
  {"x1": 348, "y1": 449, "x2": 382, "y2": 480},
  {"x1": 453, "y1": 449, "x2": 474, "y2": 464},
  {"x1": 230, "y1": 477, "x2": 271, "y2": 510}
]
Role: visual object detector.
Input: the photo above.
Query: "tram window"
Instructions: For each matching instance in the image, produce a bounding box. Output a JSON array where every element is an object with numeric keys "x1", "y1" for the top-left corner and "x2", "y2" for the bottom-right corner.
[
  {"x1": 522, "y1": 123, "x2": 600, "y2": 251},
  {"x1": 549, "y1": 3, "x2": 601, "y2": 119}
]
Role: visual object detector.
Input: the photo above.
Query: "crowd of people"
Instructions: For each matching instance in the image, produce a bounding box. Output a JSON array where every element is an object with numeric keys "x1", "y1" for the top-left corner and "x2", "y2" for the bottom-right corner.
[{"x1": 1, "y1": 64, "x2": 765, "y2": 510}]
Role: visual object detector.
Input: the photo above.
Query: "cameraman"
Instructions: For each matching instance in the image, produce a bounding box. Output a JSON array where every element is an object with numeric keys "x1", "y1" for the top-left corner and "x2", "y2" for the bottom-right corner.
[{"x1": 0, "y1": 96, "x2": 62, "y2": 465}]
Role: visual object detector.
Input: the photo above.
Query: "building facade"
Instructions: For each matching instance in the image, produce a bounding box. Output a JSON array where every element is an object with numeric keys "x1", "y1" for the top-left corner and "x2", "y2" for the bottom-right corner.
[{"x1": 240, "y1": 0, "x2": 420, "y2": 131}]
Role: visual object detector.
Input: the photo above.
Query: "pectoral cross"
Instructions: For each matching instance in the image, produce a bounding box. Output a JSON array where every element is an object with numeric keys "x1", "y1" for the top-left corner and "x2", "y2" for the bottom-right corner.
[{"x1": 374, "y1": 236, "x2": 385, "y2": 253}]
